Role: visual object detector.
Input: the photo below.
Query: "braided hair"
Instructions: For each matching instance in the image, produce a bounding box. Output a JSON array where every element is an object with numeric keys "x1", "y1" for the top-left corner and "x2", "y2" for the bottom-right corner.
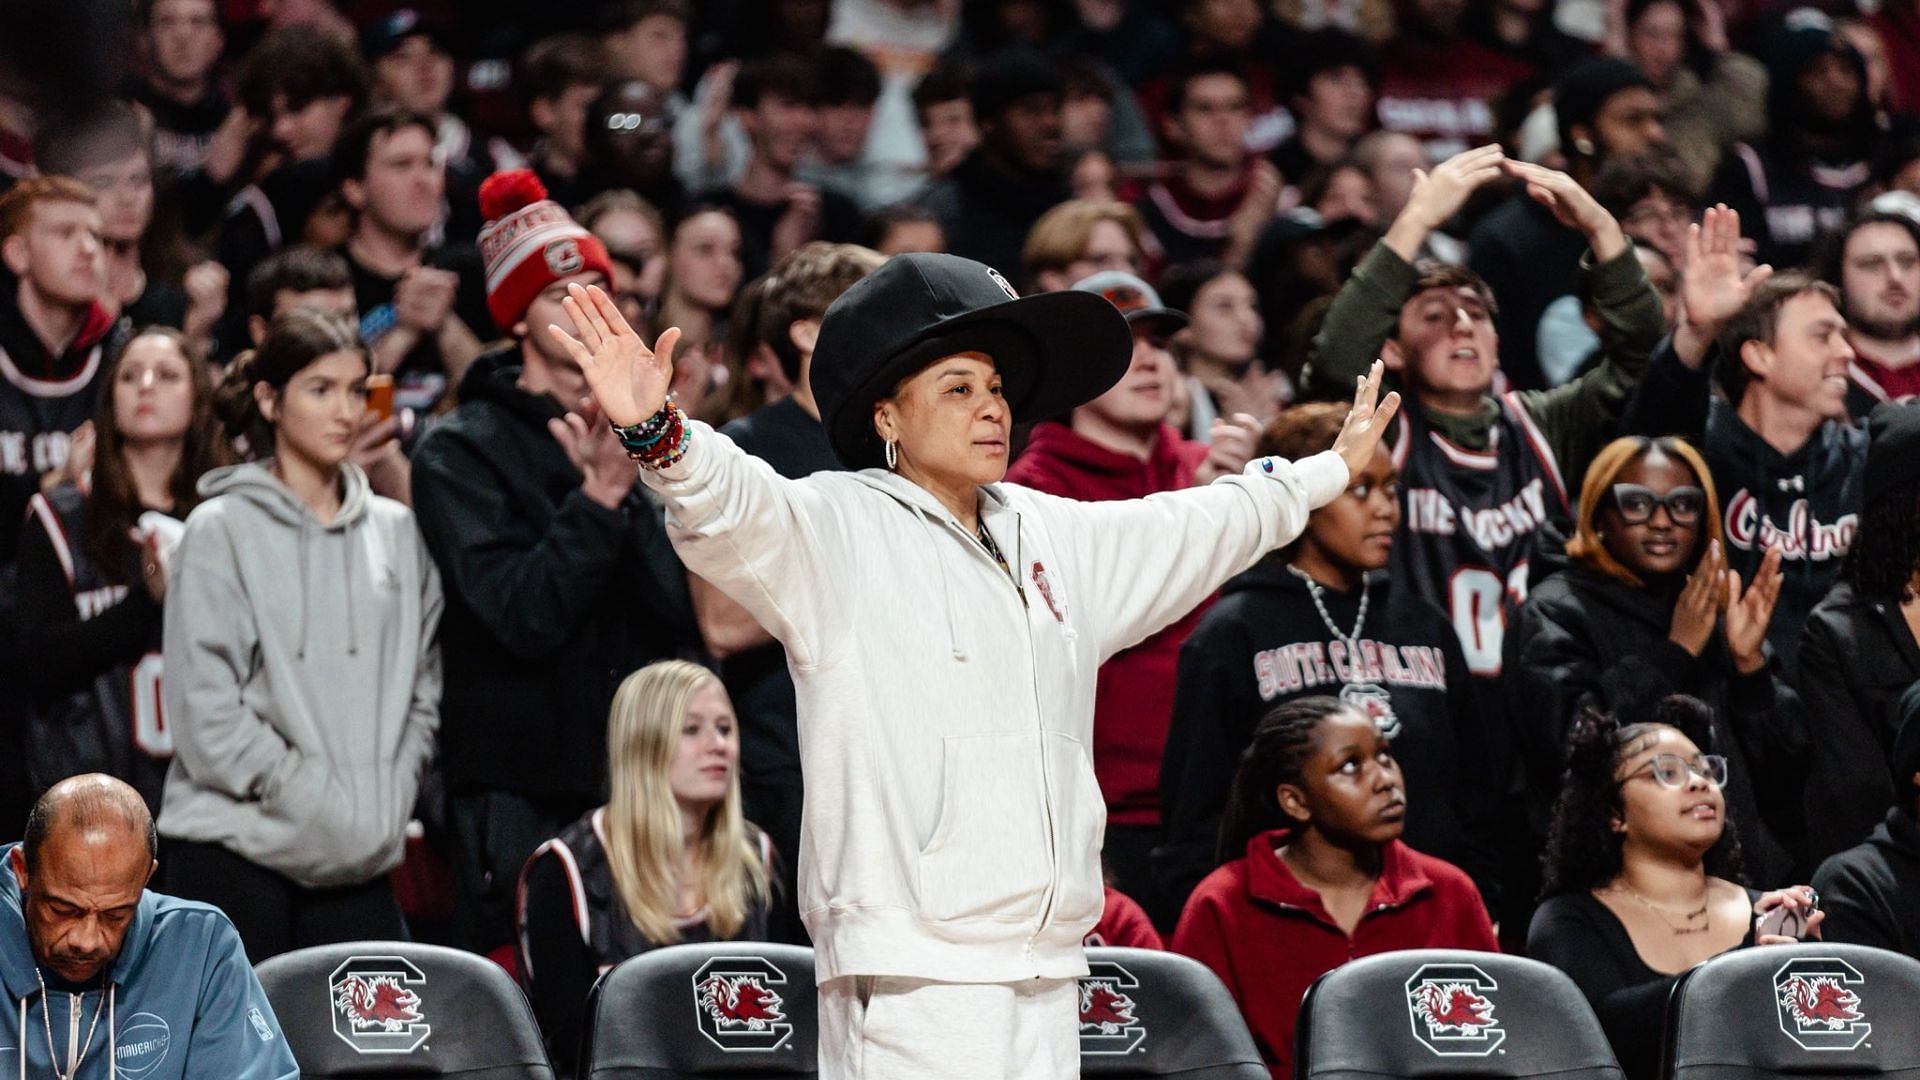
[
  {"x1": 1217, "y1": 696, "x2": 1356, "y2": 862},
  {"x1": 1539, "y1": 695, "x2": 1746, "y2": 898}
]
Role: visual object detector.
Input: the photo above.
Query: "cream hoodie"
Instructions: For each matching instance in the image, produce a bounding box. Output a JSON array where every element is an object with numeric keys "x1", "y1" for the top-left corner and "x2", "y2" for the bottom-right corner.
[{"x1": 643, "y1": 423, "x2": 1346, "y2": 983}]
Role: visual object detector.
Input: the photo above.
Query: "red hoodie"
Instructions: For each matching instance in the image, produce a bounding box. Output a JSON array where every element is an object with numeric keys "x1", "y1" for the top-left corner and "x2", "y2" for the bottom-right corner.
[
  {"x1": 1171, "y1": 830, "x2": 1498, "y2": 1078},
  {"x1": 1005, "y1": 421, "x2": 1211, "y2": 825}
]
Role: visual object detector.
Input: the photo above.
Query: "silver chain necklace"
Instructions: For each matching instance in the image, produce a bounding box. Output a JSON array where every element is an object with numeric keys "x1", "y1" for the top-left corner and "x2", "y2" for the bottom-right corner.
[
  {"x1": 34, "y1": 967, "x2": 105, "y2": 1080},
  {"x1": 1286, "y1": 565, "x2": 1402, "y2": 738}
]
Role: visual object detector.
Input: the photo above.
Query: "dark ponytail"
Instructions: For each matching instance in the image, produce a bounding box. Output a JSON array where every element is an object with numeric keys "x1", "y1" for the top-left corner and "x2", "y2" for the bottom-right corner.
[
  {"x1": 214, "y1": 307, "x2": 364, "y2": 446},
  {"x1": 1217, "y1": 696, "x2": 1351, "y2": 863}
]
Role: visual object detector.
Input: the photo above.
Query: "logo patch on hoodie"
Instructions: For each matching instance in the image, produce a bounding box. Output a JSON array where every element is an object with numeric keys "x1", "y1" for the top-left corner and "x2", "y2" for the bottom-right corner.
[
  {"x1": 114, "y1": 1013, "x2": 171, "y2": 1079},
  {"x1": 330, "y1": 956, "x2": 431, "y2": 1054},
  {"x1": 1031, "y1": 561, "x2": 1065, "y2": 622}
]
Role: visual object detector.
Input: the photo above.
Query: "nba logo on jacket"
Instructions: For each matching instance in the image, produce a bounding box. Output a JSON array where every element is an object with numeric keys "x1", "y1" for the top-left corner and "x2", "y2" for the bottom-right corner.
[
  {"x1": 329, "y1": 955, "x2": 432, "y2": 1054},
  {"x1": 1405, "y1": 962, "x2": 1506, "y2": 1056},
  {"x1": 692, "y1": 956, "x2": 794, "y2": 1052},
  {"x1": 1774, "y1": 957, "x2": 1871, "y2": 1051}
]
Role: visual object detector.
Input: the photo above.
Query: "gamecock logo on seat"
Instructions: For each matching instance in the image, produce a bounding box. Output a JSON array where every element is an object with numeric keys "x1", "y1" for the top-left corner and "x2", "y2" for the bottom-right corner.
[
  {"x1": 691, "y1": 956, "x2": 795, "y2": 1052},
  {"x1": 1405, "y1": 963, "x2": 1506, "y2": 1056},
  {"x1": 1774, "y1": 957, "x2": 1872, "y2": 1051},
  {"x1": 328, "y1": 956, "x2": 431, "y2": 1054},
  {"x1": 1078, "y1": 960, "x2": 1146, "y2": 1056}
]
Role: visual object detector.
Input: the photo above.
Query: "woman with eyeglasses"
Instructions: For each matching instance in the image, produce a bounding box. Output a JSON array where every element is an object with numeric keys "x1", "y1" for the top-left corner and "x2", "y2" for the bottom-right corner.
[
  {"x1": 1505, "y1": 435, "x2": 1808, "y2": 888},
  {"x1": 1528, "y1": 697, "x2": 1822, "y2": 1080}
]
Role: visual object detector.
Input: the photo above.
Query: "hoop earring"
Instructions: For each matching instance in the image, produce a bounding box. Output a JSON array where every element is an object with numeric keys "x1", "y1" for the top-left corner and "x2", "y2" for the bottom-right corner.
[{"x1": 884, "y1": 439, "x2": 898, "y2": 470}]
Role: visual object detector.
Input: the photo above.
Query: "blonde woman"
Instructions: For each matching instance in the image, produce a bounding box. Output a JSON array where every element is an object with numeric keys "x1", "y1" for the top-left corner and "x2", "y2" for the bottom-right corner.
[{"x1": 516, "y1": 660, "x2": 774, "y2": 1073}]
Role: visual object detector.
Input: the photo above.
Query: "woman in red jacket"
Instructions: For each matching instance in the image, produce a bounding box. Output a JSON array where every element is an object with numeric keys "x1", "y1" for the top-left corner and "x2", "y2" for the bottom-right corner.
[{"x1": 1171, "y1": 695, "x2": 1497, "y2": 1078}]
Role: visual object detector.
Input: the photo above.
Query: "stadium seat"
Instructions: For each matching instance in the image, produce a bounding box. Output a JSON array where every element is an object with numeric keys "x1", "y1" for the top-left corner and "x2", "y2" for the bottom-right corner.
[
  {"x1": 1663, "y1": 942, "x2": 1920, "y2": 1078},
  {"x1": 1295, "y1": 949, "x2": 1624, "y2": 1079},
  {"x1": 254, "y1": 940, "x2": 554, "y2": 1078},
  {"x1": 1079, "y1": 946, "x2": 1267, "y2": 1077},
  {"x1": 581, "y1": 941, "x2": 818, "y2": 1078}
]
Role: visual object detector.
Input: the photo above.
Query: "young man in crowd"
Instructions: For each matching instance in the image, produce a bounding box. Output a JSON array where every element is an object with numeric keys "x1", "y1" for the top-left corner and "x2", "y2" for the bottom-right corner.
[
  {"x1": 243, "y1": 245, "x2": 356, "y2": 346},
  {"x1": 699, "y1": 55, "x2": 861, "y2": 282},
  {"x1": 799, "y1": 46, "x2": 896, "y2": 210},
  {"x1": 600, "y1": 0, "x2": 690, "y2": 106},
  {"x1": 3, "y1": 776, "x2": 300, "y2": 1079},
  {"x1": 1302, "y1": 144, "x2": 1662, "y2": 689},
  {"x1": 919, "y1": 48, "x2": 1072, "y2": 275},
  {"x1": 1134, "y1": 59, "x2": 1282, "y2": 268},
  {"x1": 520, "y1": 34, "x2": 610, "y2": 211},
  {"x1": 1468, "y1": 59, "x2": 1667, "y2": 391},
  {"x1": 1624, "y1": 217, "x2": 1864, "y2": 679},
  {"x1": 1266, "y1": 31, "x2": 1379, "y2": 206},
  {"x1": 363, "y1": 8, "x2": 494, "y2": 240},
  {"x1": 1824, "y1": 209, "x2": 1920, "y2": 417},
  {"x1": 131, "y1": 0, "x2": 230, "y2": 179},
  {"x1": 1005, "y1": 270, "x2": 1258, "y2": 921},
  {"x1": 410, "y1": 171, "x2": 699, "y2": 957},
  {"x1": 911, "y1": 60, "x2": 978, "y2": 186},
  {"x1": 701, "y1": 241, "x2": 883, "y2": 940},
  {"x1": 332, "y1": 106, "x2": 490, "y2": 407}
]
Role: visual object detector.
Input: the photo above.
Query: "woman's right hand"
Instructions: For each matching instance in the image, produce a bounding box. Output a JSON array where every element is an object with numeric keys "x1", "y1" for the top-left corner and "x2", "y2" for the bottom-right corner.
[
  {"x1": 1669, "y1": 539, "x2": 1726, "y2": 656},
  {"x1": 547, "y1": 283, "x2": 680, "y2": 429}
]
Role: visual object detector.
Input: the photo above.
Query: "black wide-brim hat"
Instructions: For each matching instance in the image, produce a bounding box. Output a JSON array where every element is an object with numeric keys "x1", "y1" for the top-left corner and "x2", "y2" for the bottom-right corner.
[{"x1": 812, "y1": 252, "x2": 1133, "y2": 470}]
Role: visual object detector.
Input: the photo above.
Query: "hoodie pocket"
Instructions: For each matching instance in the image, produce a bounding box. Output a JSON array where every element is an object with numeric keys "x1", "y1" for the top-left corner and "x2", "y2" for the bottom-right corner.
[
  {"x1": 916, "y1": 734, "x2": 1051, "y2": 921},
  {"x1": 1043, "y1": 731, "x2": 1107, "y2": 926}
]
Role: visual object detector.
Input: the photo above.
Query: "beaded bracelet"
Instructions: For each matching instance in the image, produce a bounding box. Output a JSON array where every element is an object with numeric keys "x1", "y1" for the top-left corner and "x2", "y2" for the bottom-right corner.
[{"x1": 612, "y1": 401, "x2": 691, "y2": 470}]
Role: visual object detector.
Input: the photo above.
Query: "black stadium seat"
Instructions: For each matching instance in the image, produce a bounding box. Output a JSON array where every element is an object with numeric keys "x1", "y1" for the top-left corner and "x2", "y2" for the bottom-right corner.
[
  {"x1": 1295, "y1": 949, "x2": 1625, "y2": 1080},
  {"x1": 254, "y1": 940, "x2": 555, "y2": 1078},
  {"x1": 1663, "y1": 943, "x2": 1920, "y2": 1078},
  {"x1": 1079, "y1": 946, "x2": 1267, "y2": 1077},
  {"x1": 582, "y1": 942, "x2": 818, "y2": 1078}
]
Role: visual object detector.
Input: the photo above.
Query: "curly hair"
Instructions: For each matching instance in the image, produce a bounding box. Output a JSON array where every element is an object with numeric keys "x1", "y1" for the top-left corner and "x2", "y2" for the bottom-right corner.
[
  {"x1": 1842, "y1": 473, "x2": 1920, "y2": 602},
  {"x1": 1539, "y1": 695, "x2": 1745, "y2": 898},
  {"x1": 1217, "y1": 696, "x2": 1354, "y2": 862}
]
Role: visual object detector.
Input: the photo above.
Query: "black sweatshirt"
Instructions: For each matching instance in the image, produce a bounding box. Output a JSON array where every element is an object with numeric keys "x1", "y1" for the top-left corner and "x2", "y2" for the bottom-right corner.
[
  {"x1": 410, "y1": 348, "x2": 700, "y2": 799},
  {"x1": 1814, "y1": 803, "x2": 1920, "y2": 960},
  {"x1": 1505, "y1": 563, "x2": 1810, "y2": 886},
  {"x1": 1528, "y1": 889, "x2": 1758, "y2": 1080},
  {"x1": 1152, "y1": 559, "x2": 1501, "y2": 915}
]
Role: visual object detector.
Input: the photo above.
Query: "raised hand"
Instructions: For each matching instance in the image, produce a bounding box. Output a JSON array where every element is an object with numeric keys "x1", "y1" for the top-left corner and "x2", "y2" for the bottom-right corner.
[
  {"x1": 1669, "y1": 538, "x2": 1726, "y2": 656},
  {"x1": 546, "y1": 282, "x2": 680, "y2": 429},
  {"x1": 1504, "y1": 159, "x2": 1627, "y2": 260},
  {"x1": 1724, "y1": 545, "x2": 1783, "y2": 674},
  {"x1": 1683, "y1": 204, "x2": 1773, "y2": 330},
  {"x1": 1330, "y1": 360, "x2": 1401, "y2": 479},
  {"x1": 1385, "y1": 144, "x2": 1505, "y2": 260}
]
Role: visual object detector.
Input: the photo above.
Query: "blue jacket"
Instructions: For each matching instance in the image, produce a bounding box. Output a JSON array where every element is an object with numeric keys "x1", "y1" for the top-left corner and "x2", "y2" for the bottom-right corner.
[{"x1": 1, "y1": 843, "x2": 298, "y2": 1079}]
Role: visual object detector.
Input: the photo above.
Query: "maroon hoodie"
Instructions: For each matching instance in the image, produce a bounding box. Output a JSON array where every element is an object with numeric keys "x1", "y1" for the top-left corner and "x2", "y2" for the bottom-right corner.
[
  {"x1": 1005, "y1": 420, "x2": 1210, "y2": 826},
  {"x1": 1172, "y1": 830, "x2": 1498, "y2": 1078}
]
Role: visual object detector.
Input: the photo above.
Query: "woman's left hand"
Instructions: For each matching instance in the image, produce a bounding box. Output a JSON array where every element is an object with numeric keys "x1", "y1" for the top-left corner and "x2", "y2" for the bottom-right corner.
[
  {"x1": 1330, "y1": 360, "x2": 1401, "y2": 480},
  {"x1": 1754, "y1": 885, "x2": 1824, "y2": 944},
  {"x1": 1724, "y1": 545, "x2": 1784, "y2": 674}
]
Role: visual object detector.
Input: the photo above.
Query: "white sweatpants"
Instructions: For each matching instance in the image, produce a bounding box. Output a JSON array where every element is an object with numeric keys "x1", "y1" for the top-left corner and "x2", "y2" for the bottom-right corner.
[{"x1": 817, "y1": 974, "x2": 1080, "y2": 1080}]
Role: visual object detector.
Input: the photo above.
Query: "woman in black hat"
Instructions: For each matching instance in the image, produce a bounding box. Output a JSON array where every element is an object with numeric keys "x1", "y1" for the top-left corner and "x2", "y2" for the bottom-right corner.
[{"x1": 545, "y1": 254, "x2": 1397, "y2": 1079}]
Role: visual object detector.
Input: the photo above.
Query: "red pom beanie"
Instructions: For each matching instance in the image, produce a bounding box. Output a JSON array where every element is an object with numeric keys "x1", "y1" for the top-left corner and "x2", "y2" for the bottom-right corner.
[{"x1": 476, "y1": 170, "x2": 614, "y2": 331}]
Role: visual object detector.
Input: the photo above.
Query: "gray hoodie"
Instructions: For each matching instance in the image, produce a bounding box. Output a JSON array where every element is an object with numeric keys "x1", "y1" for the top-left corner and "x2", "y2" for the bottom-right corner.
[{"x1": 159, "y1": 461, "x2": 442, "y2": 888}]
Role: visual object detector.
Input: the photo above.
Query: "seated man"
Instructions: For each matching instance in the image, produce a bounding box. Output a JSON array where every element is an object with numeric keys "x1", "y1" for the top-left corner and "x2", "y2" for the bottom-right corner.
[
  {"x1": 1814, "y1": 681, "x2": 1920, "y2": 959},
  {"x1": 3, "y1": 774, "x2": 299, "y2": 1079}
]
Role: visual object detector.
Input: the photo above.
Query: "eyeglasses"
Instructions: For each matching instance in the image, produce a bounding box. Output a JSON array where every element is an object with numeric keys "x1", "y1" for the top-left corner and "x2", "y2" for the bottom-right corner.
[
  {"x1": 1609, "y1": 483, "x2": 1705, "y2": 525},
  {"x1": 1622, "y1": 752, "x2": 1728, "y2": 789}
]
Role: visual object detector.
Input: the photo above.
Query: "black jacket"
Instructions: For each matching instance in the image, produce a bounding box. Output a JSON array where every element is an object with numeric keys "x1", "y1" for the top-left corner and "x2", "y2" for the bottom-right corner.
[
  {"x1": 917, "y1": 149, "x2": 1073, "y2": 277},
  {"x1": 411, "y1": 348, "x2": 699, "y2": 799},
  {"x1": 1795, "y1": 581, "x2": 1920, "y2": 865},
  {"x1": 1622, "y1": 340, "x2": 1866, "y2": 678},
  {"x1": 1814, "y1": 805, "x2": 1920, "y2": 960},
  {"x1": 1505, "y1": 563, "x2": 1809, "y2": 886},
  {"x1": 1153, "y1": 559, "x2": 1500, "y2": 914}
]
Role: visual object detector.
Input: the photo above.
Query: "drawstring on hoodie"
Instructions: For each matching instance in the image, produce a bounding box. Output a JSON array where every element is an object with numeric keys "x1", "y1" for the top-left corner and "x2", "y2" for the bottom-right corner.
[{"x1": 914, "y1": 514, "x2": 968, "y2": 662}]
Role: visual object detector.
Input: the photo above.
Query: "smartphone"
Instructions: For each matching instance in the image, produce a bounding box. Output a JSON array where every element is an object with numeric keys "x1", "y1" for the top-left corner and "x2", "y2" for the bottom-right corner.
[
  {"x1": 1756, "y1": 903, "x2": 1809, "y2": 940},
  {"x1": 366, "y1": 374, "x2": 394, "y2": 421}
]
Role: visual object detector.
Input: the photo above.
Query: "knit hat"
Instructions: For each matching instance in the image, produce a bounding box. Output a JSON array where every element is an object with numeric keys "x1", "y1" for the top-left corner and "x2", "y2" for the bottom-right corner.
[
  {"x1": 1554, "y1": 58, "x2": 1653, "y2": 157},
  {"x1": 476, "y1": 170, "x2": 614, "y2": 331},
  {"x1": 1864, "y1": 401, "x2": 1920, "y2": 502}
]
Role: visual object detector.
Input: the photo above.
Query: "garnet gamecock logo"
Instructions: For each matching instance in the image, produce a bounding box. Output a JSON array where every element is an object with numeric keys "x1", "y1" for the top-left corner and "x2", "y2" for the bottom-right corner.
[
  {"x1": 329, "y1": 956, "x2": 431, "y2": 1054},
  {"x1": 692, "y1": 956, "x2": 794, "y2": 1052},
  {"x1": 1775, "y1": 957, "x2": 1871, "y2": 1051},
  {"x1": 1079, "y1": 960, "x2": 1146, "y2": 1056},
  {"x1": 1405, "y1": 963, "x2": 1505, "y2": 1057}
]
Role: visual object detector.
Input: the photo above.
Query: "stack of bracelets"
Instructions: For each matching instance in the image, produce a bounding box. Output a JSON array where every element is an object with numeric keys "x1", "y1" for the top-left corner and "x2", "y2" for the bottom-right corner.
[{"x1": 611, "y1": 399, "x2": 691, "y2": 469}]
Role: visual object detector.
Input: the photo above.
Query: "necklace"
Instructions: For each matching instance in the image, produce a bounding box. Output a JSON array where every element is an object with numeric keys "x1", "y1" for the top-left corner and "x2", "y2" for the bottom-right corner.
[
  {"x1": 1613, "y1": 882, "x2": 1711, "y2": 935},
  {"x1": 1287, "y1": 566, "x2": 1400, "y2": 738},
  {"x1": 34, "y1": 967, "x2": 106, "y2": 1080}
]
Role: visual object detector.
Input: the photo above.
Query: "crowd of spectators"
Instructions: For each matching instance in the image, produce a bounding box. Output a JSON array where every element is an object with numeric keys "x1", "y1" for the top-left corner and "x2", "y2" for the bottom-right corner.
[{"x1": 4, "y1": 0, "x2": 1920, "y2": 1075}]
